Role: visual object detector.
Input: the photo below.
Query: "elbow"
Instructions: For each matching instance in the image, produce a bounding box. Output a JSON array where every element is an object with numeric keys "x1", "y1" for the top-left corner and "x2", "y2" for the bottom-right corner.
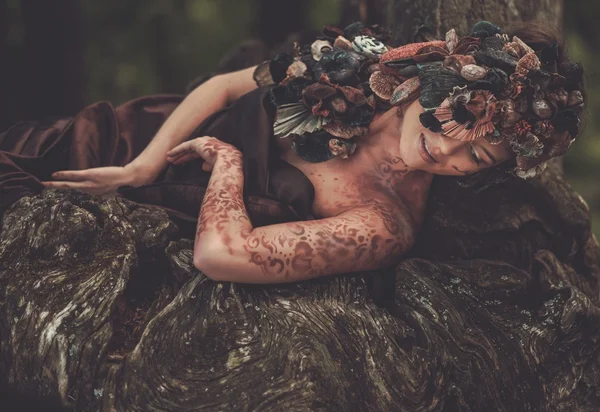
[{"x1": 193, "y1": 242, "x2": 230, "y2": 282}]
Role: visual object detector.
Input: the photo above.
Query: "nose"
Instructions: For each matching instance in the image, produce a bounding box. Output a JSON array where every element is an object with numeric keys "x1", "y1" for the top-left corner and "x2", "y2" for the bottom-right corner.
[{"x1": 436, "y1": 134, "x2": 468, "y2": 156}]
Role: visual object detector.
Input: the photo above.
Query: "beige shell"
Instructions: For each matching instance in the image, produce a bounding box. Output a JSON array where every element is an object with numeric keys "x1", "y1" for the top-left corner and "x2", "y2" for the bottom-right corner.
[
  {"x1": 532, "y1": 98, "x2": 552, "y2": 119},
  {"x1": 460, "y1": 64, "x2": 488, "y2": 81},
  {"x1": 513, "y1": 36, "x2": 534, "y2": 56},
  {"x1": 503, "y1": 42, "x2": 521, "y2": 58},
  {"x1": 567, "y1": 90, "x2": 584, "y2": 108},
  {"x1": 333, "y1": 36, "x2": 353, "y2": 50},
  {"x1": 311, "y1": 40, "x2": 333, "y2": 61},
  {"x1": 445, "y1": 29, "x2": 458, "y2": 54},
  {"x1": 286, "y1": 60, "x2": 308, "y2": 78}
]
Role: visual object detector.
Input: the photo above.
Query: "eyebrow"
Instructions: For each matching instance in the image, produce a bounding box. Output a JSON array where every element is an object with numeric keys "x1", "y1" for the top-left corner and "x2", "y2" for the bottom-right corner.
[{"x1": 481, "y1": 146, "x2": 497, "y2": 165}]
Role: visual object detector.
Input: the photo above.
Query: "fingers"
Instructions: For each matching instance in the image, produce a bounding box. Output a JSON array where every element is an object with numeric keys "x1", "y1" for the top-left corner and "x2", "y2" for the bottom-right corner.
[
  {"x1": 201, "y1": 162, "x2": 213, "y2": 172},
  {"x1": 168, "y1": 153, "x2": 198, "y2": 165},
  {"x1": 41, "y1": 180, "x2": 88, "y2": 190},
  {"x1": 51, "y1": 170, "x2": 89, "y2": 181},
  {"x1": 166, "y1": 141, "x2": 194, "y2": 157}
]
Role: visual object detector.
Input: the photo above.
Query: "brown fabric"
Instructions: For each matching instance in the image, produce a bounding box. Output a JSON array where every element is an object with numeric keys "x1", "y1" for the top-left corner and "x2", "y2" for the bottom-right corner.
[{"x1": 0, "y1": 87, "x2": 315, "y2": 237}]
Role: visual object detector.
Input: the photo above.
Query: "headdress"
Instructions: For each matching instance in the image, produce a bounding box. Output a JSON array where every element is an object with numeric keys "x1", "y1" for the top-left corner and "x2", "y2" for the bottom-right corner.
[{"x1": 254, "y1": 21, "x2": 585, "y2": 178}]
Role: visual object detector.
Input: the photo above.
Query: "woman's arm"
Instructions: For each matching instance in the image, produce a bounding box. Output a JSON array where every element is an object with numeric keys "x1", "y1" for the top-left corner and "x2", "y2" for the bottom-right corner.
[
  {"x1": 189, "y1": 138, "x2": 415, "y2": 284},
  {"x1": 127, "y1": 65, "x2": 259, "y2": 184}
]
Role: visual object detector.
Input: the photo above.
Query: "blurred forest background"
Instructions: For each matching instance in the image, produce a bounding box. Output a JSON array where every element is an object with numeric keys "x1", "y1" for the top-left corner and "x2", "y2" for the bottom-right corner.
[{"x1": 0, "y1": 0, "x2": 598, "y2": 236}]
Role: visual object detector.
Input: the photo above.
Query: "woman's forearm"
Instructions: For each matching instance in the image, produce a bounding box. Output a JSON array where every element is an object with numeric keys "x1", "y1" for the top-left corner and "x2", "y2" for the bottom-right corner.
[
  {"x1": 127, "y1": 75, "x2": 230, "y2": 183},
  {"x1": 128, "y1": 65, "x2": 259, "y2": 185}
]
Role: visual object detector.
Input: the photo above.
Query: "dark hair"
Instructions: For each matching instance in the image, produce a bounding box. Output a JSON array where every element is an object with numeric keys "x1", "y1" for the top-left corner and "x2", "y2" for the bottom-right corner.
[{"x1": 456, "y1": 20, "x2": 587, "y2": 193}]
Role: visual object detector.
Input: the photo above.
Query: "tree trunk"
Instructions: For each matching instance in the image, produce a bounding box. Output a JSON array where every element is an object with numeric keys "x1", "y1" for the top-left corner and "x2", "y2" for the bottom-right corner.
[
  {"x1": 340, "y1": 0, "x2": 563, "y2": 45},
  {"x1": 2, "y1": 1, "x2": 600, "y2": 411}
]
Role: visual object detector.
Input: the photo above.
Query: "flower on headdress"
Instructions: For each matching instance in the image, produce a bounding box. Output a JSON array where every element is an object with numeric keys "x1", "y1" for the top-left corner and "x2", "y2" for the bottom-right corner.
[{"x1": 431, "y1": 86, "x2": 498, "y2": 141}]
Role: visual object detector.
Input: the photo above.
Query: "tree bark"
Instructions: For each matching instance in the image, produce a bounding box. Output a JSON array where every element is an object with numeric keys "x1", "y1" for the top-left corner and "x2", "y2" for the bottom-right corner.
[
  {"x1": 340, "y1": 0, "x2": 563, "y2": 45},
  {"x1": 2, "y1": 1, "x2": 600, "y2": 411}
]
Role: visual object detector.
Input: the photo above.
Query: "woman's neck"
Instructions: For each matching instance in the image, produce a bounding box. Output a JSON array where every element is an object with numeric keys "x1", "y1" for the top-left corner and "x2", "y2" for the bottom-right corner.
[{"x1": 349, "y1": 108, "x2": 405, "y2": 168}]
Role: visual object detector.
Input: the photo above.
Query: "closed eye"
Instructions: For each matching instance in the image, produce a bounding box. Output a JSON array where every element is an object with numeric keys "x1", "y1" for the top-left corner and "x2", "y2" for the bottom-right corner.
[{"x1": 470, "y1": 144, "x2": 481, "y2": 166}]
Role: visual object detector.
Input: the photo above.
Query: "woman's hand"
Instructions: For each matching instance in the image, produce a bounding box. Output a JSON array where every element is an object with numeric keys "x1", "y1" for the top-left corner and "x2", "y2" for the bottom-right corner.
[
  {"x1": 166, "y1": 136, "x2": 240, "y2": 172},
  {"x1": 41, "y1": 164, "x2": 148, "y2": 196}
]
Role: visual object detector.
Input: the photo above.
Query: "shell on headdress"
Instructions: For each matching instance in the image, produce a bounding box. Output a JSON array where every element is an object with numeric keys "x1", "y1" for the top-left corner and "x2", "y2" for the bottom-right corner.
[
  {"x1": 532, "y1": 120, "x2": 555, "y2": 140},
  {"x1": 546, "y1": 88, "x2": 569, "y2": 108},
  {"x1": 352, "y1": 35, "x2": 387, "y2": 58},
  {"x1": 328, "y1": 138, "x2": 357, "y2": 159},
  {"x1": 311, "y1": 40, "x2": 333, "y2": 61},
  {"x1": 502, "y1": 42, "x2": 521, "y2": 58},
  {"x1": 513, "y1": 36, "x2": 535, "y2": 56},
  {"x1": 334, "y1": 36, "x2": 353, "y2": 50},
  {"x1": 445, "y1": 29, "x2": 459, "y2": 54},
  {"x1": 390, "y1": 77, "x2": 421, "y2": 106},
  {"x1": 273, "y1": 103, "x2": 332, "y2": 137},
  {"x1": 509, "y1": 131, "x2": 545, "y2": 158},
  {"x1": 369, "y1": 71, "x2": 402, "y2": 100},
  {"x1": 443, "y1": 55, "x2": 476, "y2": 74},
  {"x1": 286, "y1": 60, "x2": 308, "y2": 78},
  {"x1": 515, "y1": 161, "x2": 548, "y2": 179},
  {"x1": 515, "y1": 52, "x2": 541, "y2": 77},
  {"x1": 433, "y1": 87, "x2": 498, "y2": 141},
  {"x1": 567, "y1": 90, "x2": 584, "y2": 108},
  {"x1": 498, "y1": 99, "x2": 522, "y2": 128},
  {"x1": 532, "y1": 98, "x2": 552, "y2": 119},
  {"x1": 483, "y1": 129, "x2": 504, "y2": 145},
  {"x1": 323, "y1": 120, "x2": 368, "y2": 139},
  {"x1": 460, "y1": 64, "x2": 487, "y2": 81}
]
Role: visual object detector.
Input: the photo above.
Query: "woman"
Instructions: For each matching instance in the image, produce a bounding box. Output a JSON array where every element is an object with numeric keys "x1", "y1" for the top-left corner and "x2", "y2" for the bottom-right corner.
[{"x1": 1, "y1": 21, "x2": 585, "y2": 284}]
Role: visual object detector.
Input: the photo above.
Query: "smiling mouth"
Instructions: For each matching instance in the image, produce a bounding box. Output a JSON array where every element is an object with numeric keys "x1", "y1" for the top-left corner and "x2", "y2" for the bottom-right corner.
[{"x1": 419, "y1": 133, "x2": 437, "y2": 164}]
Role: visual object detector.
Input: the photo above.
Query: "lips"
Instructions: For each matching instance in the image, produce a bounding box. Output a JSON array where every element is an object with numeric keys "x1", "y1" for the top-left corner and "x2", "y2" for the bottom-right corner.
[{"x1": 418, "y1": 133, "x2": 437, "y2": 164}]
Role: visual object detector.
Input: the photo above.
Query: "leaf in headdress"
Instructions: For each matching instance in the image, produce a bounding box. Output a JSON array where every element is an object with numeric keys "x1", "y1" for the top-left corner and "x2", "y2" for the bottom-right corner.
[
  {"x1": 269, "y1": 77, "x2": 315, "y2": 107},
  {"x1": 453, "y1": 36, "x2": 481, "y2": 55},
  {"x1": 467, "y1": 68, "x2": 508, "y2": 93},
  {"x1": 474, "y1": 49, "x2": 518, "y2": 73},
  {"x1": 480, "y1": 35, "x2": 505, "y2": 51},
  {"x1": 380, "y1": 41, "x2": 447, "y2": 74},
  {"x1": 418, "y1": 63, "x2": 466, "y2": 109},
  {"x1": 273, "y1": 103, "x2": 331, "y2": 137}
]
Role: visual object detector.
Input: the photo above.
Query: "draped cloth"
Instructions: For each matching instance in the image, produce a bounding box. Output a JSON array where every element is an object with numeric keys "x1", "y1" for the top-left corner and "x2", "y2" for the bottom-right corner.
[{"x1": 0, "y1": 86, "x2": 316, "y2": 239}]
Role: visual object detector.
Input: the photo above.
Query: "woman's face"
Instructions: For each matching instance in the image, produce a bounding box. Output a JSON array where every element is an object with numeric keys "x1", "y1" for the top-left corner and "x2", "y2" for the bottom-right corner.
[{"x1": 398, "y1": 99, "x2": 513, "y2": 176}]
